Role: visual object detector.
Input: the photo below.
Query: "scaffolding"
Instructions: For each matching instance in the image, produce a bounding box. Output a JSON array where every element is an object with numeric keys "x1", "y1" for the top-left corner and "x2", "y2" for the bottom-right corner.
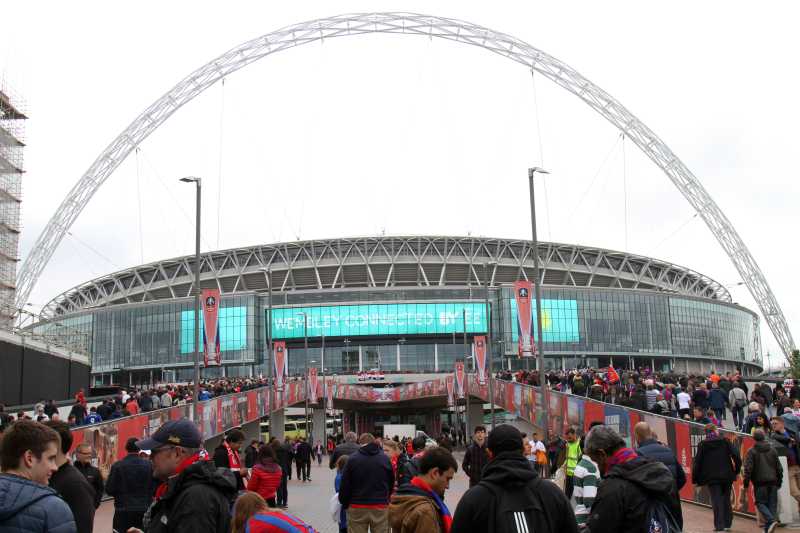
[{"x1": 0, "y1": 81, "x2": 26, "y2": 327}]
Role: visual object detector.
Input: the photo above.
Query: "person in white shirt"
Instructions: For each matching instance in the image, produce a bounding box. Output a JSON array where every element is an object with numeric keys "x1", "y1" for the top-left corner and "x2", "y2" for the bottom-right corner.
[
  {"x1": 677, "y1": 388, "x2": 692, "y2": 420},
  {"x1": 529, "y1": 432, "x2": 548, "y2": 477}
]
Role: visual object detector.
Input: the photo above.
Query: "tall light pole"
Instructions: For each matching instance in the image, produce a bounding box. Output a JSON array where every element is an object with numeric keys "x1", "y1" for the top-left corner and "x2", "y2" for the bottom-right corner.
[
  {"x1": 180, "y1": 176, "x2": 202, "y2": 427},
  {"x1": 260, "y1": 267, "x2": 273, "y2": 412},
  {"x1": 320, "y1": 334, "x2": 326, "y2": 440},
  {"x1": 483, "y1": 261, "x2": 496, "y2": 430},
  {"x1": 298, "y1": 312, "x2": 309, "y2": 440},
  {"x1": 463, "y1": 308, "x2": 469, "y2": 439},
  {"x1": 528, "y1": 167, "x2": 550, "y2": 442}
]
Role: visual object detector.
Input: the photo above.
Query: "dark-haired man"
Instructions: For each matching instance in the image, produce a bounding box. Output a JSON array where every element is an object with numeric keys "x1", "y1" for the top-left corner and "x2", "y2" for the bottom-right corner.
[
  {"x1": 73, "y1": 444, "x2": 104, "y2": 509},
  {"x1": 213, "y1": 428, "x2": 248, "y2": 491},
  {"x1": 390, "y1": 447, "x2": 458, "y2": 533},
  {"x1": 339, "y1": 433, "x2": 395, "y2": 533},
  {"x1": 0, "y1": 420, "x2": 76, "y2": 533},
  {"x1": 452, "y1": 424, "x2": 577, "y2": 533},
  {"x1": 462, "y1": 425, "x2": 489, "y2": 487},
  {"x1": 131, "y1": 418, "x2": 238, "y2": 533},
  {"x1": 106, "y1": 437, "x2": 154, "y2": 533},
  {"x1": 44, "y1": 421, "x2": 97, "y2": 533}
]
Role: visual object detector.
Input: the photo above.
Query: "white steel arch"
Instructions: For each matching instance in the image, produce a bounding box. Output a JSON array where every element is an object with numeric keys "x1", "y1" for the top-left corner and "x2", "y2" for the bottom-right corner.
[{"x1": 17, "y1": 12, "x2": 794, "y2": 359}]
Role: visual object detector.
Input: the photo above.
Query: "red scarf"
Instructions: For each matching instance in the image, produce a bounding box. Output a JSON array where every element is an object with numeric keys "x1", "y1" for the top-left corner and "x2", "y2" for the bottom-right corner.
[
  {"x1": 604, "y1": 446, "x2": 638, "y2": 475},
  {"x1": 154, "y1": 452, "x2": 205, "y2": 500},
  {"x1": 410, "y1": 477, "x2": 452, "y2": 533},
  {"x1": 224, "y1": 441, "x2": 241, "y2": 470}
]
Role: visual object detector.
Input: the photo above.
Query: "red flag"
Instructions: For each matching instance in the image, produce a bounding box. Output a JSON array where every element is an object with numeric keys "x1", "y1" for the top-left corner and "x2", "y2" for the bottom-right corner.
[
  {"x1": 474, "y1": 336, "x2": 487, "y2": 385},
  {"x1": 201, "y1": 289, "x2": 221, "y2": 366},
  {"x1": 308, "y1": 367, "x2": 319, "y2": 404},
  {"x1": 446, "y1": 376, "x2": 455, "y2": 406},
  {"x1": 514, "y1": 280, "x2": 535, "y2": 358},
  {"x1": 607, "y1": 365, "x2": 620, "y2": 384},
  {"x1": 273, "y1": 341, "x2": 287, "y2": 392},
  {"x1": 455, "y1": 361, "x2": 466, "y2": 399}
]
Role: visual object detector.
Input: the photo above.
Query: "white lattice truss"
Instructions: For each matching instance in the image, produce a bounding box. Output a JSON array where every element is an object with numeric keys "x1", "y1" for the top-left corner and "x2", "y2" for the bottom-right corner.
[
  {"x1": 43, "y1": 236, "x2": 732, "y2": 316},
  {"x1": 17, "y1": 13, "x2": 794, "y2": 358}
]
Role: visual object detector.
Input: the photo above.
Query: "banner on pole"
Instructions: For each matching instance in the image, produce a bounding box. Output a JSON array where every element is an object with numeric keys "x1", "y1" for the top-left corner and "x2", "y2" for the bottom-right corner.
[
  {"x1": 273, "y1": 341, "x2": 287, "y2": 392},
  {"x1": 201, "y1": 289, "x2": 221, "y2": 366},
  {"x1": 455, "y1": 361, "x2": 465, "y2": 399},
  {"x1": 446, "y1": 376, "x2": 455, "y2": 406},
  {"x1": 326, "y1": 381, "x2": 335, "y2": 411},
  {"x1": 513, "y1": 280, "x2": 535, "y2": 358},
  {"x1": 474, "y1": 335, "x2": 487, "y2": 385},
  {"x1": 309, "y1": 367, "x2": 319, "y2": 404}
]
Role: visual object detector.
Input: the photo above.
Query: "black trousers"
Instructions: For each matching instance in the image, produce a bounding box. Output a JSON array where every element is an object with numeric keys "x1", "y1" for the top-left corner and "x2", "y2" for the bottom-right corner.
[
  {"x1": 277, "y1": 468, "x2": 289, "y2": 506},
  {"x1": 113, "y1": 509, "x2": 145, "y2": 533},
  {"x1": 565, "y1": 475, "x2": 575, "y2": 500},
  {"x1": 708, "y1": 483, "x2": 733, "y2": 530}
]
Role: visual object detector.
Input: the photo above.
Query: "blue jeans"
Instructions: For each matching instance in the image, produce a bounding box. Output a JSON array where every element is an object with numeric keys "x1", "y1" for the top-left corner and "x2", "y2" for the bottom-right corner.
[{"x1": 755, "y1": 484, "x2": 778, "y2": 525}]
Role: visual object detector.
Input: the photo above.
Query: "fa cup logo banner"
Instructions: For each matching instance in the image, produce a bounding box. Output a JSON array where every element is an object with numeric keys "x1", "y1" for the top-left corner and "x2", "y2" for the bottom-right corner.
[
  {"x1": 201, "y1": 289, "x2": 221, "y2": 367},
  {"x1": 454, "y1": 361, "x2": 466, "y2": 399},
  {"x1": 326, "y1": 381, "x2": 335, "y2": 411},
  {"x1": 474, "y1": 335, "x2": 487, "y2": 385},
  {"x1": 308, "y1": 367, "x2": 319, "y2": 404},
  {"x1": 514, "y1": 280, "x2": 535, "y2": 358},
  {"x1": 273, "y1": 341, "x2": 287, "y2": 392},
  {"x1": 446, "y1": 376, "x2": 455, "y2": 406}
]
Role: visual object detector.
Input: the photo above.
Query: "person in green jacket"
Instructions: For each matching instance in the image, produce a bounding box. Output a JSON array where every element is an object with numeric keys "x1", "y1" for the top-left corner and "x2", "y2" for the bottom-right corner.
[{"x1": 557, "y1": 428, "x2": 582, "y2": 499}]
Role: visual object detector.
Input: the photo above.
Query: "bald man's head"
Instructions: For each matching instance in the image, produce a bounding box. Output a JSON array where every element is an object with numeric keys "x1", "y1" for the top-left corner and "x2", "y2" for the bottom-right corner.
[{"x1": 634, "y1": 422, "x2": 653, "y2": 445}]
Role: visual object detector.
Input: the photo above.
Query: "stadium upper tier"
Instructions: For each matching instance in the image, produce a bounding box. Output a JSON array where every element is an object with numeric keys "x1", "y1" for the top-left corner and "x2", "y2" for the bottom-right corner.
[{"x1": 43, "y1": 236, "x2": 731, "y2": 317}]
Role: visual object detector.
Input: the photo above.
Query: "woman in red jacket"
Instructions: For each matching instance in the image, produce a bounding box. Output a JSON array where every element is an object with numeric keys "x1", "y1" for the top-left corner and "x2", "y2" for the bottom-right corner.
[{"x1": 247, "y1": 443, "x2": 283, "y2": 507}]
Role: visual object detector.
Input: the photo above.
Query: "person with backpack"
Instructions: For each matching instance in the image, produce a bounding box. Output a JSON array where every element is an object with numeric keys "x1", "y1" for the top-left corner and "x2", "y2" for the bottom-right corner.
[
  {"x1": 583, "y1": 424, "x2": 683, "y2": 533},
  {"x1": 633, "y1": 422, "x2": 686, "y2": 491},
  {"x1": 729, "y1": 384, "x2": 748, "y2": 430},
  {"x1": 451, "y1": 424, "x2": 577, "y2": 533},
  {"x1": 691, "y1": 424, "x2": 741, "y2": 532},
  {"x1": 744, "y1": 429, "x2": 783, "y2": 533},
  {"x1": 398, "y1": 436, "x2": 426, "y2": 487},
  {"x1": 462, "y1": 426, "x2": 489, "y2": 488}
]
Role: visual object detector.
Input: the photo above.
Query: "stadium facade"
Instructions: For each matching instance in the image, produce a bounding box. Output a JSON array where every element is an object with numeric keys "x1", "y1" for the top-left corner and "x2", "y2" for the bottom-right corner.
[{"x1": 31, "y1": 236, "x2": 763, "y2": 386}]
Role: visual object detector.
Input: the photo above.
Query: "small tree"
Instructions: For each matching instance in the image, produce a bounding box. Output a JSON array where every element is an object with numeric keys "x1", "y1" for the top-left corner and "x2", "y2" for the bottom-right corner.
[{"x1": 789, "y1": 349, "x2": 800, "y2": 379}]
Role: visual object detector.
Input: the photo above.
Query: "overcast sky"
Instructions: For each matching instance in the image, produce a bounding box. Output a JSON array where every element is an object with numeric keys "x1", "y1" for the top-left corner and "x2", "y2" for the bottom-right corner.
[{"x1": 2, "y1": 1, "x2": 797, "y2": 368}]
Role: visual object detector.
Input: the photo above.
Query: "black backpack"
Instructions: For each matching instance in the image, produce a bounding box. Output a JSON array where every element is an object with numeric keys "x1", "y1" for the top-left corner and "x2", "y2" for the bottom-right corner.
[
  {"x1": 397, "y1": 455, "x2": 421, "y2": 486},
  {"x1": 645, "y1": 497, "x2": 682, "y2": 533},
  {"x1": 479, "y1": 477, "x2": 547, "y2": 533}
]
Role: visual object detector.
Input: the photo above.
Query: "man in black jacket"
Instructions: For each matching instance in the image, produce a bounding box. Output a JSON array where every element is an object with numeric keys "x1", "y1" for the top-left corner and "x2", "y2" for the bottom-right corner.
[
  {"x1": 744, "y1": 429, "x2": 782, "y2": 533},
  {"x1": 633, "y1": 422, "x2": 686, "y2": 490},
  {"x1": 338, "y1": 433, "x2": 394, "y2": 533},
  {"x1": 44, "y1": 421, "x2": 97, "y2": 533},
  {"x1": 106, "y1": 437, "x2": 155, "y2": 533},
  {"x1": 73, "y1": 444, "x2": 104, "y2": 509},
  {"x1": 271, "y1": 439, "x2": 290, "y2": 508},
  {"x1": 692, "y1": 424, "x2": 742, "y2": 531},
  {"x1": 451, "y1": 424, "x2": 577, "y2": 533},
  {"x1": 329, "y1": 431, "x2": 359, "y2": 469},
  {"x1": 132, "y1": 418, "x2": 238, "y2": 533},
  {"x1": 295, "y1": 437, "x2": 313, "y2": 481},
  {"x1": 213, "y1": 429, "x2": 247, "y2": 491},
  {"x1": 584, "y1": 424, "x2": 683, "y2": 533},
  {"x1": 462, "y1": 426, "x2": 489, "y2": 487}
]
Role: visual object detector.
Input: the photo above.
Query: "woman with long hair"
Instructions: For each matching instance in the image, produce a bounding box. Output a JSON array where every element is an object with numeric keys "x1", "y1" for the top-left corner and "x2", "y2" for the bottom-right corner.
[
  {"x1": 247, "y1": 444, "x2": 283, "y2": 507},
  {"x1": 231, "y1": 492, "x2": 318, "y2": 533},
  {"x1": 231, "y1": 492, "x2": 269, "y2": 533}
]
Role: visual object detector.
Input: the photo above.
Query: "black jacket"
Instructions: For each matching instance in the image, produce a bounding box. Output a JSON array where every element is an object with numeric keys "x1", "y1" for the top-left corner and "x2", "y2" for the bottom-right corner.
[
  {"x1": 338, "y1": 442, "x2": 394, "y2": 508},
  {"x1": 106, "y1": 453, "x2": 154, "y2": 513},
  {"x1": 244, "y1": 445, "x2": 258, "y2": 469},
  {"x1": 462, "y1": 441, "x2": 489, "y2": 484},
  {"x1": 692, "y1": 437, "x2": 742, "y2": 486},
  {"x1": 329, "y1": 441, "x2": 359, "y2": 469},
  {"x1": 275, "y1": 444, "x2": 291, "y2": 471},
  {"x1": 636, "y1": 438, "x2": 687, "y2": 490},
  {"x1": 744, "y1": 440, "x2": 783, "y2": 487},
  {"x1": 213, "y1": 445, "x2": 245, "y2": 491},
  {"x1": 295, "y1": 441, "x2": 312, "y2": 462},
  {"x1": 50, "y1": 462, "x2": 96, "y2": 533},
  {"x1": 586, "y1": 455, "x2": 683, "y2": 533},
  {"x1": 73, "y1": 462, "x2": 104, "y2": 509},
  {"x1": 451, "y1": 452, "x2": 577, "y2": 533},
  {"x1": 142, "y1": 459, "x2": 237, "y2": 533}
]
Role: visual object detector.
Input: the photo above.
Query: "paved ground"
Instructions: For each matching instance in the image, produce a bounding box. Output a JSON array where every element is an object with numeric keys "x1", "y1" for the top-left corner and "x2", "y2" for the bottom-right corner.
[{"x1": 93, "y1": 454, "x2": 762, "y2": 533}]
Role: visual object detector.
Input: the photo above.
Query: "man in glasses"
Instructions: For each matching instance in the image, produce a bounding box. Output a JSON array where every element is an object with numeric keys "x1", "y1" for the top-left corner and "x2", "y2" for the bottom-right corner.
[{"x1": 130, "y1": 418, "x2": 238, "y2": 533}]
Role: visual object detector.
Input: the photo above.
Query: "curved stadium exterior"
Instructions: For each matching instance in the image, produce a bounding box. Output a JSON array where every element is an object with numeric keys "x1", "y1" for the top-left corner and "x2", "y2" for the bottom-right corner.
[{"x1": 33, "y1": 236, "x2": 763, "y2": 386}]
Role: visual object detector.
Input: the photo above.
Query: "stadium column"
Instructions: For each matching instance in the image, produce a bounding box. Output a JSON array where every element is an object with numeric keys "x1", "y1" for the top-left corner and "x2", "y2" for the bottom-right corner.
[
  {"x1": 241, "y1": 418, "x2": 262, "y2": 444},
  {"x1": 271, "y1": 408, "x2": 285, "y2": 441},
  {"x1": 312, "y1": 408, "x2": 326, "y2": 444},
  {"x1": 467, "y1": 402, "x2": 485, "y2": 435}
]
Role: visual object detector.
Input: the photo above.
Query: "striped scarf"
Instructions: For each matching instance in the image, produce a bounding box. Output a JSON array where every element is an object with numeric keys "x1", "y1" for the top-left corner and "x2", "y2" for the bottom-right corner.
[
  {"x1": 411, "y1": 477, "x2": 452, "y2": 533},
  {"x1": 604, "y1": 446, "x2": 637, "y2": 475}
]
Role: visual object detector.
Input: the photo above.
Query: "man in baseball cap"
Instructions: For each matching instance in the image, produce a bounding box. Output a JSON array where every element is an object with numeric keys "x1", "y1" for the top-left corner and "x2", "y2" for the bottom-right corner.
[
  {"x1": 451, "y1": 424, "x2": 577, "y2": 533},
  {"x1": 128, "y1": 418, "x2": 237, "y2": 533}
]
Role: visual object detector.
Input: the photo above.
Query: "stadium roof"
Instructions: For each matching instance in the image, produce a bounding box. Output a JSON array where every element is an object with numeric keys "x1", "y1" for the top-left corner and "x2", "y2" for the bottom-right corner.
[{"x1": 42, "y1": 236, "x2": 731, "y2": 317}]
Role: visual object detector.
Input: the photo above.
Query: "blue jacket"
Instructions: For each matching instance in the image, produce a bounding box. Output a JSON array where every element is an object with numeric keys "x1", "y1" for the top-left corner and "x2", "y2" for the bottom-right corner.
[
  {"x1": 0, "y1": 474, "x2": 76, "y2": 533},
  {"x1": 709, "y1": 389, "x2": 728, "y2": 410},
  {"x1": 334, "y1": 471, "x2": 347, "y2": 527},
  {"x1": 338, "y1": 442, "x2": 394, "y2": 508},
  {"x1": 636, "y1": 439, "x2": 687, "y2": 490}
]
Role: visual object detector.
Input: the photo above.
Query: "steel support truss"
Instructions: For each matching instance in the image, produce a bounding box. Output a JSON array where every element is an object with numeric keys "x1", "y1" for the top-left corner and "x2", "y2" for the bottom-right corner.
[{"x1": 16, "y1": 12, "x2": 794, "y2": 358}]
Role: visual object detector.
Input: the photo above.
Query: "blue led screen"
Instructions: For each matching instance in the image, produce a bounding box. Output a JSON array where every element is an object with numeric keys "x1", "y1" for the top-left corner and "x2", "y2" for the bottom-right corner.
[
  {"x1": 180, "y1": 306, "x2": 247, "y2": 354},
  {"x1": 509, "y1": 298, "x2": 580, "y2": 342}
]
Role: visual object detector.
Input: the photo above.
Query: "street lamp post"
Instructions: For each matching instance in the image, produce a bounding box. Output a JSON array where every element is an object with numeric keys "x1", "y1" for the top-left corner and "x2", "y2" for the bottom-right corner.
[
  {"x1": 463, "y1": 308, "x2": 470, "y2": 439},
  {"x1": 180, "y1": 176, "x2": 202, "y2": 427},
  {"x1": 528, "y1": 167, "x2": 550, "y2": 443},
  {"x1": 298, "y1": 312, "x2": 310, "y2": 442},
  {"x1": 321, "y1": 334, "x2": 326, "y2": 440},
  {"x1": 260, "y1": 266, "x2": 274, "y2": 420},
  {"x1": 483, "y1": 261, "x2": 496, "y2": 430}
]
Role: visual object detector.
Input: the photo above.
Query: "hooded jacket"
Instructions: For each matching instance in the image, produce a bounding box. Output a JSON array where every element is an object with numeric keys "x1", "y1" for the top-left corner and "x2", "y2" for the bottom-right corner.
[
  {"x1": 0, "y1": 473, "x2": 76, "y2": 533},
  {"x1": 451, "y1": 452, "x2": 577, "y2": 533},
  {"x1": 636, "y1": 438, "x2": 687, "y2": 489},
  {"x1": 247, "y1": 460, "x2": 283, "y2": 501},
  {"x1": 329, "y1": 441, "x2": 359, "y2": 469},
  {"x1": 692, "y1": 436, "x2": 742, "y2": 485},
  {"x1": 743, "y1": 440, "x2": 783, "y2": 487},
  {"x1": 389, "y1": 484, "x2": 444, "y2": 533},
  {"x1": 338, "y1": 442, "x2": 394, "y2": 508},
  {"x1": 586, "y1": 455, "x2": 683, "y2": 533},
  {"x1": 142, "y1": 459, "x2": 238, "y2": 533}
]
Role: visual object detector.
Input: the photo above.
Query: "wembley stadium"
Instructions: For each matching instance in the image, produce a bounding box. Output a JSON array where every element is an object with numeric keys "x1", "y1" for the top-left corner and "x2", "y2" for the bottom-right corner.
[{"x1": 30, "y1": 235, "x2": 763, "y2": 386}]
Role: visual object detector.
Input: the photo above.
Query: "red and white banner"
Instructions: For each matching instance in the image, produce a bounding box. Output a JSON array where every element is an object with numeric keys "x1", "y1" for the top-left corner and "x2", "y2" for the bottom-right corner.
[
  {"x1": 308, "y1": 367, "x2": 319, "y2": 404},
  {"x1": 201, "y1": 289, "x2": 221, "y2": 366},
  {"x1": 514, "y1": 280, "x2": 535, "y2": 358},
  {"x1": 273, "y1": 341, "x2": 287, "y2": 392},
  {"x1": 454, "y1": 361, "x2": 465, "y2": 399},
  {"x1": 326, "y1": 381, "x2": 335, "y2": 411},
  {"x1": 474, "y1": 335, "x2": 487, "y2": 385},
  {"x1": 446, "y1": 376, "x2": 455, "y2": 406}
]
